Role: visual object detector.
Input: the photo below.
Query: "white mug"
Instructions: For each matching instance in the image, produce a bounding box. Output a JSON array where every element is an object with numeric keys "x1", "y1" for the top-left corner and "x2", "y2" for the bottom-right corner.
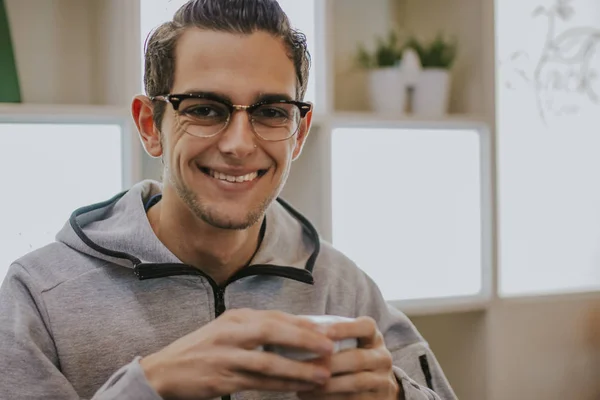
[{"x1": 262, "y1": 315, "x2": 359, "y2": 361}]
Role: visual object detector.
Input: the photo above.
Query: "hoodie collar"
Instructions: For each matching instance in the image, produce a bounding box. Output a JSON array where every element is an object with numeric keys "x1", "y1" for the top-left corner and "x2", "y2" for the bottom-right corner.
[{"x1": 56, "y1": 180, "x2": 319, "y2": 282}]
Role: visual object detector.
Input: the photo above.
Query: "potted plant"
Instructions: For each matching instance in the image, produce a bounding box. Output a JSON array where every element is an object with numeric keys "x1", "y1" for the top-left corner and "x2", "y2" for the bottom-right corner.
[
  {"x1": 404, "y1": 33, "x2": 457, "y2": 117},
  {"x1": 355, "y1": 31, "x2": 407, "y2": 114}
]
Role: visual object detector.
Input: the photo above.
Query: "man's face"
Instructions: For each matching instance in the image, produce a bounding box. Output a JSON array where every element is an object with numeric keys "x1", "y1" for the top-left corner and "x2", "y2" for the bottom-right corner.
[{"x1": 158, "y1": 29, "x2": 311, "y2": 230}]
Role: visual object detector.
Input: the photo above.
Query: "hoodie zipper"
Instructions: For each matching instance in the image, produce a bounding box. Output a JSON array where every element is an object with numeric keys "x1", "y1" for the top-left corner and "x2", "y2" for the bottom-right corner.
[
  {"x1": 195, "y1": 272, "x2": 229, "y2": 400},
  {"x1": 136, "y1": 264, "x2": 308, "y2": 400},
  {"x1": 215, "y1": 286, "x2": 226, "y2": 317},
  {"x1": 212, "y1": 285, "x2": 229, "y2": 400},
  {"x1": 135, "y1": 264, "x2": 313, "y2": 400}
]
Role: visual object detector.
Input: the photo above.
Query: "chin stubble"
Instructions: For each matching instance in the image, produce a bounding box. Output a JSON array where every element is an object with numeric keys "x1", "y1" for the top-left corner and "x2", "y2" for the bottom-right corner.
[{"x1": 171, "y1": 169, "x2": 276, "y2": 230}]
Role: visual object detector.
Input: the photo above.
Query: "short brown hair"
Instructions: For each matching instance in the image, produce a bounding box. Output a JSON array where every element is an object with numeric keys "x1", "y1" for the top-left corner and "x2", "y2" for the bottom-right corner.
[{"x1": 143, "y1": 0, "x2": 311, "y2": 129}]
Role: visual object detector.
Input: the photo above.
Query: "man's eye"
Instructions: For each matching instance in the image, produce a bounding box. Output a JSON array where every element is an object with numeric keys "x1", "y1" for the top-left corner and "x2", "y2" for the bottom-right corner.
[
  {"x1": 256, "y1": 107, "x2": 289, "y2": 119},
  {"x1": 185, "y1": 106, "x2": 223, "y2": 118}
]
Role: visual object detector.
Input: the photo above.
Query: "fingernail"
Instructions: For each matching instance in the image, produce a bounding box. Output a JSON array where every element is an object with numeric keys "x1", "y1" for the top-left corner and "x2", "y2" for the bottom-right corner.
[{"x1": 320, "y1": 340, "x2": 334, "y2": 353}]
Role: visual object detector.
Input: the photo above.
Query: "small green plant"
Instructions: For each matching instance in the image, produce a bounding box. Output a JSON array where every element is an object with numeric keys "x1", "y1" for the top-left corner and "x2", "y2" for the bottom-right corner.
[
  {"x1": 355, "y1": 31, "x2": 403, "y2": 69},
  {"x1": 404, "y1": 33, "x2": 457, "y2": 69}
]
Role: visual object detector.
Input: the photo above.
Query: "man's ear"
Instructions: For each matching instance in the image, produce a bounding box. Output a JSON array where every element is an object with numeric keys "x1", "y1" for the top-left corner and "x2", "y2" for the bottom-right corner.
[
  {"x1": 292, "y1": 107, "x2": 313, "y2": 161},
  {"x1": 132, "y1": 95, "x2": 162, "y2": 158}
]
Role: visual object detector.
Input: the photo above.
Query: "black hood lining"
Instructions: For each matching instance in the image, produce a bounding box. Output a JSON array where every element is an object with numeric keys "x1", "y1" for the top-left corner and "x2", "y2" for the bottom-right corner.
[
  {"x1": 274, "y1": 198, "x2": 321, "y2": 273},
  {"x1": 134, "y1": 263, "x2": 314, "y2": 285},
  {"x1": 69, "y1": 190, "x2": 320, "y2": 277},
  {"x1": 69, "y1": 190, "x2": 142, "y2": 265}
]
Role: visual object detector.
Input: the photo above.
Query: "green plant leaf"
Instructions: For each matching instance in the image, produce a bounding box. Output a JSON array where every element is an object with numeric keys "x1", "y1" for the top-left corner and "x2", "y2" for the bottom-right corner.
[
  {"x1": 354, "y1": 30, "x2": 403, "y2": 69},
  {"x1": 403, "y1": 33, "x2": 457, "y2": 69}
]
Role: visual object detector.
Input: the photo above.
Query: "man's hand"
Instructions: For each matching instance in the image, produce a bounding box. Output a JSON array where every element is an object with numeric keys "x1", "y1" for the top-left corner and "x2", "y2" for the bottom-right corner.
[
  {"x1": 140, "y1": 308, "x2": 335, "y2": 399},
  {"x1": 298, "y1": 316, "x2": 403, "y2": 400}
]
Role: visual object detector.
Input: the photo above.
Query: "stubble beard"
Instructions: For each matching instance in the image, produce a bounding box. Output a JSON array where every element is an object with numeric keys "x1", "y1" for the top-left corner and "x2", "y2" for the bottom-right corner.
[{"x1": 169, "y1": 168, "x2": 279, "y2": 230}]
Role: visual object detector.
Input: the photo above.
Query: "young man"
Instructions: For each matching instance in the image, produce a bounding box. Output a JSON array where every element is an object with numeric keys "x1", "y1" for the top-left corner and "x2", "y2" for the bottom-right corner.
[{"x1": 0, "y1": 1, "x2": 456, "y2": 399}]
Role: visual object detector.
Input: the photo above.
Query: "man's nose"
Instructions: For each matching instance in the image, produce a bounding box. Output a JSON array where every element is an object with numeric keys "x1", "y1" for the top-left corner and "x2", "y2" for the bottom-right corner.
[{"x1": 217, "y1": 110, "x2": 257, "y2": 158}]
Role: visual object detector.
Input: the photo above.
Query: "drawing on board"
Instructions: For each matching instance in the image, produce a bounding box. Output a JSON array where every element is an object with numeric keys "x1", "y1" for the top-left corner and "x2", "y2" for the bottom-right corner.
[{"x1": 499, "y1": 0, "x2": 600, "y2": 124}]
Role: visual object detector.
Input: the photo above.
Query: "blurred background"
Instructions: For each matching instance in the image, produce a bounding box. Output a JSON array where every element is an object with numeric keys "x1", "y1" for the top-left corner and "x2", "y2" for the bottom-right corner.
[{"x1": 1, "y1": 0, "x2": 600, "y2": 398}]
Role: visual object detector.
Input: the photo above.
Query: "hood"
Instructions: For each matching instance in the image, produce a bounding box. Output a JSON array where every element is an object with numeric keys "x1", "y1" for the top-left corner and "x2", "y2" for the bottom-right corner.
[{"x1": 56, "y1": 180, "x2": 320, "y2": 284}]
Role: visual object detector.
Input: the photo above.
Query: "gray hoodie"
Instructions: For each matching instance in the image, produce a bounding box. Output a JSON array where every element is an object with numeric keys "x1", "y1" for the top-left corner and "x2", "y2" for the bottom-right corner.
[{"x1": 0, "y1": 180, "x2": 456, "y2": 400}]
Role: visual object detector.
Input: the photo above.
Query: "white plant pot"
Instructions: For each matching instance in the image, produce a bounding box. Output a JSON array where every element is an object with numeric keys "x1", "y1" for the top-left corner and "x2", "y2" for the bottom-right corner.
[
  {"x1": 367, "y1": 67, "x2": 407, "y2": 115},
  {"x1": 413, "y1": 68, "x2": 451, "y2": 117}
]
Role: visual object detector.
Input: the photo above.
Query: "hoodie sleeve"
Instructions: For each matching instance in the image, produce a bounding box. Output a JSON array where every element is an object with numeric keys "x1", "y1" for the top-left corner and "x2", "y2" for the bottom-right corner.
[
  {"x1": 354, "y1": 271, "x2": 458, "y2": 400},
  {"x1": 0, "y1": 263, "x2": 162, "y2": 400}
]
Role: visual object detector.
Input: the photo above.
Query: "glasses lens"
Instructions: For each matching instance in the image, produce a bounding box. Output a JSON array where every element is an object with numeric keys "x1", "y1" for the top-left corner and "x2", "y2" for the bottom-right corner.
[
  {"x1": 251, "y1": 103, "x2": 301, "y2": 141},
  {"x1": 176, "y1": 98, "x2": 230, "y2": 137}
]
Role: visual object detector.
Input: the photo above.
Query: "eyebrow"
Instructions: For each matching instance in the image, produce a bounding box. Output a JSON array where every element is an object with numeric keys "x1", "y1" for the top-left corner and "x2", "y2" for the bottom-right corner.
[
  {"x1": 254, "y1": 93, "x2": 294, "y2": 103},
  {"x1": 182, "y1": 90, "x2": 233, "y2": 104},
  {"x1": 181, "y1": 90, "x2": 294, "y2": 105}
]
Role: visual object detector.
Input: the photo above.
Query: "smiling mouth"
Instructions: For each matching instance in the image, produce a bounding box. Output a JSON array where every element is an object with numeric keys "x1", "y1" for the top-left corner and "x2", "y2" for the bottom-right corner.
[{"x1": 199, "y1": 167, "x2": 269, "y2": 183}]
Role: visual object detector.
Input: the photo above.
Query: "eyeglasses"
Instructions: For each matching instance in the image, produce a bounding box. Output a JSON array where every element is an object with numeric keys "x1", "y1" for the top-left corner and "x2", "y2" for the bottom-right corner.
[{"x1": 150, "y1": 93, "x2": 312, "y2": 142}]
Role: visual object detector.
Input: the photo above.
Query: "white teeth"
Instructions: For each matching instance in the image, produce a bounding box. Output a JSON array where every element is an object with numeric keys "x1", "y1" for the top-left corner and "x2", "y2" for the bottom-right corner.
[
  {"x1": 242, "y1": 172, "x2": 259, "y2": 181},
  {"x1": 209, "y1": 170, "x2": 259, "y2": 183}
]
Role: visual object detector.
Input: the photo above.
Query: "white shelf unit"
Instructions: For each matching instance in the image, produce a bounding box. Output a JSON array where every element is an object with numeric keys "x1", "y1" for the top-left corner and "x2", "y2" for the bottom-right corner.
[
  {"x1": 283, "y1": 0, "x2": 495, "y2": 318},
  {"x1": 3, "y1": 0, "x2": 144, "y2": 184}
]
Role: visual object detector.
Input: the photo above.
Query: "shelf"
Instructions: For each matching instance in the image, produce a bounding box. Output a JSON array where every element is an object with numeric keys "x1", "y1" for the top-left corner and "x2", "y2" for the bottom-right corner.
[
  {"x1": 0, "y1": 103, "x2": 131, "y2": 123},
  {"x1": 312, "y1": 111, "x2": 489, "y2": 129},
  {"x1": 330, "y1": 0, "x2": 487, "y2": 118},
  {"x1": 390, "y1": 294, "x2": 491, "y2": 317}
]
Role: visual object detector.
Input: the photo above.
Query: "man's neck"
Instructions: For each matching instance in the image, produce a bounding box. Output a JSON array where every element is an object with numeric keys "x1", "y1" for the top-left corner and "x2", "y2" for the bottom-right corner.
[{"x1": 146, "y1": 192, "x2": 263, "y2": 286}]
